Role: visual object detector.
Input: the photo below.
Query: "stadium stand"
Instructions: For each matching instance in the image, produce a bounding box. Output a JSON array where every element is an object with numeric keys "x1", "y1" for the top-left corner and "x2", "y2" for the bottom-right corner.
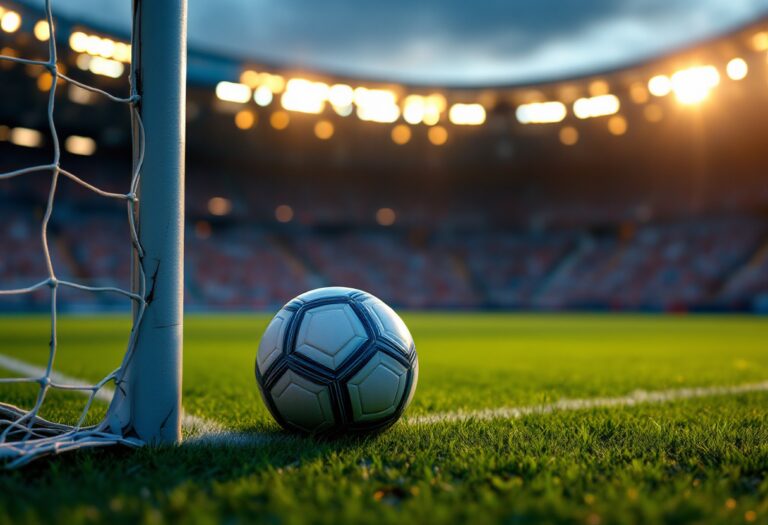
[{"x1": 2, "y1": 4, "x2": 768, "y2": 313}]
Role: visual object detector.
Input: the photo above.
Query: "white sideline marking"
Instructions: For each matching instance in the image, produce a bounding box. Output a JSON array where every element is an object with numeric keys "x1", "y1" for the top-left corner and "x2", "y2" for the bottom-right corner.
[
  {"x1": 1, "y1": 353, "x2": 767, "y2": 446},
  {"x1": 0, "y1": 353, "x2": 223, "y2": 436},
  {"x1": 407, "y1": 380, "x2": 768, "y2": 425}
]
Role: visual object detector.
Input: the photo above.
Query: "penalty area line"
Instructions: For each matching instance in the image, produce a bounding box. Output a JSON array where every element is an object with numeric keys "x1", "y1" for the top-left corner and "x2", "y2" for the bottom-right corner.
[{"x1": 1, "y1": 353, "x2": 767, "y2": 446}]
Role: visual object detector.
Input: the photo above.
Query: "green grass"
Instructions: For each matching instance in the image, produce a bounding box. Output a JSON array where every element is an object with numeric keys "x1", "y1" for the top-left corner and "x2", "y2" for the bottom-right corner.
[{"x1": 0, "y1": 314, "x2": 767, "y2": 524}]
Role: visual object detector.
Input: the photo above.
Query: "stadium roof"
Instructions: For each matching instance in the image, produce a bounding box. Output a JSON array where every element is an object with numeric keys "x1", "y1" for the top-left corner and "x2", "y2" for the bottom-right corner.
[{"x1": 16, "y1": 0, "x2": 768, "y2": 86}]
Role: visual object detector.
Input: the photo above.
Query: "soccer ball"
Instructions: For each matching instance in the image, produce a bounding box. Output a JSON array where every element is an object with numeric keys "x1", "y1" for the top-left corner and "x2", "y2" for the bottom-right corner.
[{"x1": 255, "y1": 287, "x2": 418, "y2": 435}]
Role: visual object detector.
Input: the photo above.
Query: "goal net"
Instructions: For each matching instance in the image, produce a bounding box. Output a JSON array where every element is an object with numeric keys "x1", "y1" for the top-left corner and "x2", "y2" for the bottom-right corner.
[{"x1": 0, "y1": 0, "x2": 185, "y2": 467}]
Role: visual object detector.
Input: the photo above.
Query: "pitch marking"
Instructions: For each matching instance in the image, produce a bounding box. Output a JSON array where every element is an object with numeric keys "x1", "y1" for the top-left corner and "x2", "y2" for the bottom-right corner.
[{"x1": 1, "y1": 353, "x2": 767, "y2": 446}]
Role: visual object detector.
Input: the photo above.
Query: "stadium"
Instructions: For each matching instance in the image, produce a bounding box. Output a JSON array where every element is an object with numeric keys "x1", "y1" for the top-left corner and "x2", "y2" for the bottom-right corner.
[{"x1": 0, "y1": 0, "x2": 767, "y2": 523}]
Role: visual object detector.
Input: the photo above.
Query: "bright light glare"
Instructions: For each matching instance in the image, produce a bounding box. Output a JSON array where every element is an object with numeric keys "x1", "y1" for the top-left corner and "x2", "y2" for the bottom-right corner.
[
  {"x1": 240, "y1": 70, "x2": 260, "y2": 88},
  {"x1": 254, "y1": 85, "x2": 273, "y2": 106},
  {"x1": 215, "y1": 81, "x2": 251, "y2": 104},
  {"x1": 65, "y1": 135, "x2": 97, "y2": 156},
  {"x1": 448, "y1": 103, "x2": 486, "y2": 125},
  {"x1": 10, "y1": 128, "x2": 43, "y2": 148},
  {"x1": 87, "y1": 56, "x2": 124, "y2": 78},
  {"x1": 515, "y1": 102, "x2": 566, "y2": 124},
  {"x1": 69, "y1": 32, "x2": 88, "y2": 53},
  {"x1": 648, "y1": 75, "x2": 672, "y2": 97},
  {"x1": 329, "y1": 84, "x2": 354, "y2": 107},
  {"x1": 281, "y1": 79, "x2": 328, "y2": 114},
  {"x1": 263, "y1": 74, "x2": 285, "y2": 93},
  {"x1": 113, "y1": 43, "x2": 131, "y2": 63},
  {"x1": 34, "y1": 20, "x2": 50, "y2": 41},
  {"x1": 573, "y1": 94, "x2": 620, "y2": 119},
  {"x1": 670, "y1": 65, "x2": 720, "y2": 105},
  {"x1": 726, "y1": 58, "x2": 748, "y2": 81},
  {"x1": 403, "y1": 95, "x2": 426, "y2": 125},
  {"x1": 1, "y1": 11, "x2": 21, "y2": 33},
  {"x1": 355, "y1": 88, "x2": 400, "y2": 123},
  {"x1": 329, "y1": 84, "x2": 354, "y2": 116}
]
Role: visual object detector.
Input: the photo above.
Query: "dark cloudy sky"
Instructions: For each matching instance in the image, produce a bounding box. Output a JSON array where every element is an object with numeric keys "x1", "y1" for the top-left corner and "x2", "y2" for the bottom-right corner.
[{"x1": 22, "y1": 0, "x2": 768, "y2": 85}]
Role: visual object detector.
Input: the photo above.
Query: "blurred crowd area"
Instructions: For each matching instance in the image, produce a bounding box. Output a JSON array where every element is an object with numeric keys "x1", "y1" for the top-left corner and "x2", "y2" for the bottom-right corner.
[{"x1": 2, "y1": 150, "x2": 767, "y2": 314}]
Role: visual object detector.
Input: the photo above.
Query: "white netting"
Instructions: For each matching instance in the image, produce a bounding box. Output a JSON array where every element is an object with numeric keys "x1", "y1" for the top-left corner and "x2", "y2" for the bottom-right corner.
[{"x1": 0, "y1": 0, "x2": 147, "y2": 467}]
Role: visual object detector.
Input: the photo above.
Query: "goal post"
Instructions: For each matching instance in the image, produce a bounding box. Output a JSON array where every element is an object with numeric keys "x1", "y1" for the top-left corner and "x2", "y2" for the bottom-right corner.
[
  {"x1": 108, "y1": 0, "x2": 187, "y2": 445},
  {"x1": 0, "y1": 0, "x2": 187, "y2": 466}
]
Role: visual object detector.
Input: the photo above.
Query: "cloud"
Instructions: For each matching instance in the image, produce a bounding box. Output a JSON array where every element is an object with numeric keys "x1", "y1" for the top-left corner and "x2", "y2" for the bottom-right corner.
[{"x1": 19, "y1": 0, "x2": 768, "y2": 84}]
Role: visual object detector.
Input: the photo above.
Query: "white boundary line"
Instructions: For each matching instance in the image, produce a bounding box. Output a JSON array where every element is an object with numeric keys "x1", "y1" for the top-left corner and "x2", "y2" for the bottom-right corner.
[
  {"x1": 1, "y1": 353, "x2": 767, "y2": 446},
  {"x1": 0, "y1": 353, "x2": 223, "y2": 436}
]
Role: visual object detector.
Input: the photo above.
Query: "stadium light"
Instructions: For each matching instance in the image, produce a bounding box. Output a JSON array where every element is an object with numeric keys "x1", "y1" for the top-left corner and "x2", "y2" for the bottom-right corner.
[
  {"x1": 36, "y1": 72, "x2": 53, "y2": 92},
  {"x1": 68, "y1": 31, "x2": 133, "y2": 62},
  {"x1": 607, "y1": 115, "x2": 628, "y2": 136},
  {"x1": 403, "y1": 94, "x2": 445, "y2": 125},
  {"x1": 240, "y1": 69, "x2": 261, "y2": 88},
  {"x1": 726, "y1": 58, "x2": 748, "y2": 81},
  {"x1": 670, "y1": 65, "x2": 719, "y2": 105},
  {"x1": 376, "y1": 207, "x2": 396, "y2": 226},
  {"x1": 1, "y1": 10, "x2": 21, "y2": 33},
  {"x1": 629, "y1": 82, "x2": 649, "y2": 104},
  {"x1": 234, "y1": 110, "x2": 256, "y2": 130},
  {"x1": 391, "y1": 124, "x2": 411, "y2": 145},
  {"x1": 751, "y1": 31, "x2": 768, "y2": 52},
  {"x1": 403, "y1": 95, "x2": 426, "y2": 124},
  {"x1": 314, "y1": 120, "x2": 334, "y2": 140},
  {"x1": 275, "y1": 205, "x2": 294, "y2": 223},
  {"x1": 515, "y1": 101, "x2": 566, "y2": 124},
  {"x1": 69, "y1": 31, "x2": 88, "y2": 53},
  {"x1": 64, "y1": 135, "x2": 97, "y2": 156},
  {"x1": 77, "y1": 54, "x2": 124, "y2": 78},
  {"x1": 254, "y1": 85, "x2": 273, "y2": 106},
  {"x1": 428, "y1": 125, "x2": 448, "y2": 145},
  {"x1": 329, "y1": 84, "x2": 354, "y2": 116},
  {"x1": 270, "y1": 110, "x2": 290, "y2": 130},
  {"x1": 355, "y1": 88, "x2": 400, "y2": 123},
  {"x1": 449, "y1": 103, "x2": 486, "y2": 126},
  {"x1": 9, "y1": 127, "x2": 43, "y2": 148},
  {"x1": 281, "y1": 78, "x2": 328, "y2": 114},
  {"x1": 113, "y1": 42, "x2": 131, "y2": 63},
  {"x1": 33, "y1": 20, "x2": 51, "y2": 41},
  {"x1": 559, "y1": 126, "x2": 578, "y2": 146},
  {"x1": 588, "y1": 79, "x2": 610, "y2": 96},
  {"x1": 329, "y1": 84, "x2": 354, "y2": 107},
  {"x1": 424, "y1": 94, "x2": 445, "y2": 125},
  {"x1": 648, "y1": 75, "x2": 672, "y2": 97},
  {"x1": 262, "y1": 74, "x2": 285, "y2": 93},
  {"x1": 573, "y1": 94, "x2": 620, "y2": 119},
  {"x1": 215, "y1": 81, "x2": 251, "y2": 104},
  {"x1": 208, "y1": 197, "x2": 232, "y2": 216},
  {"x1": 68, "y1": 83, "x2": 96, "y2": 105}
]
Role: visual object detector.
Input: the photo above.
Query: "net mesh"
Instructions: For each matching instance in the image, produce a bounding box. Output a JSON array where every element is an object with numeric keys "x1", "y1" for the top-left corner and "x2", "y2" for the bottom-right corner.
[{"x1": 0, "y1": 0, "x2": 147, "y2": 468}]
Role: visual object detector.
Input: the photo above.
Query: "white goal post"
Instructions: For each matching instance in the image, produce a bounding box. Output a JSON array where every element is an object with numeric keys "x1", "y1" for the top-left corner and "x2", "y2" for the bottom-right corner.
[{"x1": 0, "y1": 0, "x2": 187, "y2": 466}]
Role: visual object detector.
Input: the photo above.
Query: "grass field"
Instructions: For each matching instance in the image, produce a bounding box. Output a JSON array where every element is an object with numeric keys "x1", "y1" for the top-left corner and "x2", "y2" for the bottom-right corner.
[{"x1": 0, "y1": 313, "x2": 767, "y2": 524}]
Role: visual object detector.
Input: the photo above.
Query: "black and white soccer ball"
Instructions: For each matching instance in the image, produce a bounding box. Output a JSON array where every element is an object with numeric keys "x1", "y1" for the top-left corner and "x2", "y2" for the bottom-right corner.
[{"x1": 255, "y1": 287, "x2": 418, "y2": 435}]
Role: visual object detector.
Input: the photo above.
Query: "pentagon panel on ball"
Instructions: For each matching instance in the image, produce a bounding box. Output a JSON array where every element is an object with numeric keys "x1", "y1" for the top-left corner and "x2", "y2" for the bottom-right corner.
[{"x1": 255, "y1": 287, "x2": 418, "y2": 435}]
